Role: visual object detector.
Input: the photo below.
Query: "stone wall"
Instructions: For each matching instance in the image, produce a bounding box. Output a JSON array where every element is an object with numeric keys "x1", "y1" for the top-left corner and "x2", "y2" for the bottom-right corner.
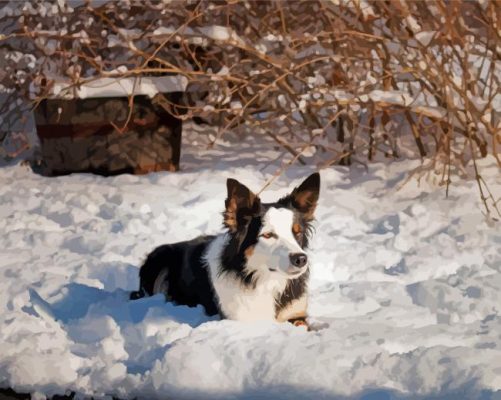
[{"x1": 34, "y1": 94, "x2": 182, "y2": 176}]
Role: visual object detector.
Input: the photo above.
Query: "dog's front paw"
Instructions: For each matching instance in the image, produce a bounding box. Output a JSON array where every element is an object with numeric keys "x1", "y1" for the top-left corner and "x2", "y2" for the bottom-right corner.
[
  {"x1": 289, "y1": 317, "x2": 309, "y2": 330},
  {"x1": 293, "y1": 319, "x2": 309, "y2": 328}
]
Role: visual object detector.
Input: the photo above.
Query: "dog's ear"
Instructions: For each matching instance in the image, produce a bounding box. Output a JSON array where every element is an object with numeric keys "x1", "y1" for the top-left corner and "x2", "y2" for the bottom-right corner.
[
  {"x1": 224, "y1": 179, "x2": 260, "y2": 232},
  {"x1": 288, "y1": 173, "x2": 320, "y2": 219}
]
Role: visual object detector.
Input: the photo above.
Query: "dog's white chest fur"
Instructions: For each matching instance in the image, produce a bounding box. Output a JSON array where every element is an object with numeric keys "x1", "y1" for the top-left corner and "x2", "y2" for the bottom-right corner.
[
  {"x1": 212, "y1": 273, "x2": 286, "y2": 321},
  {"x1": 204, "y1": 234, "x2": 288, "y2": 321}
]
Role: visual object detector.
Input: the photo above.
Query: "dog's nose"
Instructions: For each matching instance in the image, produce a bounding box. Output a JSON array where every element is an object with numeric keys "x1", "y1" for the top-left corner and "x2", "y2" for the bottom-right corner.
[{"x1": 289, "y1": 253, "x2": 308, "y2": 268}]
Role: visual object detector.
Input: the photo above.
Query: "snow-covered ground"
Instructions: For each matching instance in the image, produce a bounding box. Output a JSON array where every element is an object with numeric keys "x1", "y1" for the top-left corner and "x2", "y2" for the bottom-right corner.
[{"x1": 1, "y1": 123, "x2": 500, "y2": 400}]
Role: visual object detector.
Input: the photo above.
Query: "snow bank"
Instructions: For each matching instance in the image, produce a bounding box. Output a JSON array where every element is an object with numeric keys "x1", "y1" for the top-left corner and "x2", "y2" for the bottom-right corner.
[{"x1": 0, "y1": 123, "x2": 500, "y2": 399}]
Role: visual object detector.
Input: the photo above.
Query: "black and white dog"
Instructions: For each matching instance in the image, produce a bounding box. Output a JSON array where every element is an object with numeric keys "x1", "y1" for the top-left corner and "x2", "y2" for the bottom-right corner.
[{"x1": 130, "y1": 173, "x2": 320, "y2": 327}]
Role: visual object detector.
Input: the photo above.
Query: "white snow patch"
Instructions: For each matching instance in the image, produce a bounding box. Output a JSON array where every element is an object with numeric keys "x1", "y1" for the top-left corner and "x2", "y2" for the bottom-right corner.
[{"x1": 46, "y1": 76, "x2": 188, "y2": 100}]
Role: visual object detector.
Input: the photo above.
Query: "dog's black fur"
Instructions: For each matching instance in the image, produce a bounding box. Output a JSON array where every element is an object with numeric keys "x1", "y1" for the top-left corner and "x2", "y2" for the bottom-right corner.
[{"x1": 130, "y1": 235, "x2": 220, "y2": 315}]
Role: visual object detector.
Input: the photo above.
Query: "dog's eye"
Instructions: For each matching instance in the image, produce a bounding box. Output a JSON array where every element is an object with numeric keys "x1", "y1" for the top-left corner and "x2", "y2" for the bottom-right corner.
[
  {"x1": 261, "y1": 232, "x2": 275, "y2": 239},
  {"x1": 292, "y1": 223, "x2": 302, "y2": 235}
]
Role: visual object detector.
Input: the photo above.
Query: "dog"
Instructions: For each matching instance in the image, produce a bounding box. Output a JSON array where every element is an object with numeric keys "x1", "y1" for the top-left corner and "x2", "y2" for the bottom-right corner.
[{"x1": 130, "y1": 173, "x2": 320, "y2": 328}]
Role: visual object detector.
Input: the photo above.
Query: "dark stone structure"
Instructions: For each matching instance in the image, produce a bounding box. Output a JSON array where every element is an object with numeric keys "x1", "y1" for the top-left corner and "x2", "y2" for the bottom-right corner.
[{"x1": 34, "y1": 94, "x2": 182, "y2": 176}]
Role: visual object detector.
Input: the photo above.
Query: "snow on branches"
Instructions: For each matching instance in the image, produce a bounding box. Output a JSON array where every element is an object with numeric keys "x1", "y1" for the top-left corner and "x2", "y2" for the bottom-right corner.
[{"x1": 0, "y1": 0, "x2": 499, "y2": 216}]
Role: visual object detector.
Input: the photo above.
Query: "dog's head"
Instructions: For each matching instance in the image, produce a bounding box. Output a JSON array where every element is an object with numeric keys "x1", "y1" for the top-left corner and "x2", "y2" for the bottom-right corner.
[{"x1": 221, "y1": 173, "x2": 320, "y2": 284}]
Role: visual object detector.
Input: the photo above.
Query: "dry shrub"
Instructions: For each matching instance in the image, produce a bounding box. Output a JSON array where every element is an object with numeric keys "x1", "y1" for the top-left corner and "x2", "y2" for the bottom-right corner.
[{"x1": 0, "y1": 0, "x2": 499, "y2": 216}]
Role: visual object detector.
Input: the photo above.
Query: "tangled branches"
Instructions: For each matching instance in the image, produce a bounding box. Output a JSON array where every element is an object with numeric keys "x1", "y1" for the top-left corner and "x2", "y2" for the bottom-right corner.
[{"x1": 0, "y1": 0, "x2": 499, "y2": 216}]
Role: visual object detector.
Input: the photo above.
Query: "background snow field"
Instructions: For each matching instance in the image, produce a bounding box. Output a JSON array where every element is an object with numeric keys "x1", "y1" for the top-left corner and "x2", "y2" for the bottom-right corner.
[{"x1": 1, "y1": 125, "x2": 500, "y2": 399}]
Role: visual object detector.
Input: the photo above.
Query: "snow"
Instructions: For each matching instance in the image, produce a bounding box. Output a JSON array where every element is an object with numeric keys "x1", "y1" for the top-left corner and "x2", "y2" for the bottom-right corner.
[
  {"x1": 0, "y1": 122, "x2": 500, "y2": 399},
  {"x1": 151, "y1": 25, "x2": 246, "y2": 48},
  {"x1": 48, "y1": 76, "x2": 188, "y2": 100}
]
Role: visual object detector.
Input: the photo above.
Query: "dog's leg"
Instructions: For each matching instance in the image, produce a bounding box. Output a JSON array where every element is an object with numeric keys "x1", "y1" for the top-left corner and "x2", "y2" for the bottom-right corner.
[
  {"x1": 288, "y1": 316, "x2": 310, "y2": 330},
  {"x1": 276, "y1": 294, "x2": 309, "y2": 328}
]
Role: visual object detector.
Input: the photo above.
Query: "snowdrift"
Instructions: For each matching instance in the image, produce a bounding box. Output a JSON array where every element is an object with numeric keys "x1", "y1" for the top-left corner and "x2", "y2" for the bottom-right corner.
[{"x1": 0, "y1": 124, "x2": 500, "y2": 399}]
